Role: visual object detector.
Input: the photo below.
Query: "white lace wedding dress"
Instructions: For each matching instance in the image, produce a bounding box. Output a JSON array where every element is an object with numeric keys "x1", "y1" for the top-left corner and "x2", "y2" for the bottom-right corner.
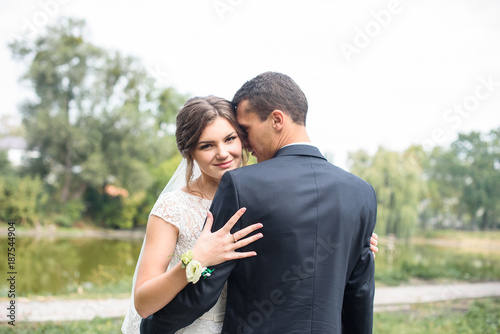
[{"x1": 121, "y1": 190, "x2": 227, "y2": 334}]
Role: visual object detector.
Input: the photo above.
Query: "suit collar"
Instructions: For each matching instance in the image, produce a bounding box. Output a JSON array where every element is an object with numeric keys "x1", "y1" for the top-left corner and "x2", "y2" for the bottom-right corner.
[{"x1": 274, "y1": 144, "x2": 327, "y2": 161}]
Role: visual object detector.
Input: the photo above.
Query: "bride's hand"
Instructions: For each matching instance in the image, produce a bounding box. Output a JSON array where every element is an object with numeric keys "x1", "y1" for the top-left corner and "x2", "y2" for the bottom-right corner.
[
  {"x1": 192, "y1": 208, "x2": 263, "y2": 267},
  {"x1": 370, "y1": 233, "x2": 378, "y2": 259}
]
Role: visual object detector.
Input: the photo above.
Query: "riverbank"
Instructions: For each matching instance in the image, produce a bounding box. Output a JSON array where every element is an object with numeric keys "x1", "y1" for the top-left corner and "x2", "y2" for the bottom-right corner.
[
  {"x1": 0, "y1": 223, "x2": 146, "y2": 240},
  {"x1": 4, "y1": 224, "x2": 500, "y2": 246}
]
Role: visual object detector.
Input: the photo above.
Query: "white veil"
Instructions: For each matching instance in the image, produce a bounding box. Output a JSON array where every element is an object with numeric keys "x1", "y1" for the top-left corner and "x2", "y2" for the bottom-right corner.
[{"x1": 121, "y1": 158, "x2": 201, "y2": 334}]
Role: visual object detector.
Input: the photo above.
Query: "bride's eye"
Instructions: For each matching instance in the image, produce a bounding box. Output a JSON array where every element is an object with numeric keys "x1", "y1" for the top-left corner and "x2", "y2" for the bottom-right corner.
[
  {"x1": 226, "y1": 136, "x2": 237, "y2": 142},
  {"x1": 200, "y1": 144, "x2": 212, "y2": 150}
]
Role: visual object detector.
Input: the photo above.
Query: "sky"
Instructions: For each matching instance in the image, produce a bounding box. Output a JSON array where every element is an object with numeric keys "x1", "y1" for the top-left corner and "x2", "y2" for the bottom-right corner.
[{"x1": 1, "y1": 0, "x2": 499, "y2": 169}]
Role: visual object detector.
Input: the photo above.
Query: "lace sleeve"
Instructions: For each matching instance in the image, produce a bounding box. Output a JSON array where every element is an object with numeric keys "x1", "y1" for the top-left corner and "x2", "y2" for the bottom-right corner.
[
  {"x1": 149, "y1": 192, "x2": 185, "y2": 232},
  {"x1": 123, "y1": 190, "x2": 220, "y2": 334}
]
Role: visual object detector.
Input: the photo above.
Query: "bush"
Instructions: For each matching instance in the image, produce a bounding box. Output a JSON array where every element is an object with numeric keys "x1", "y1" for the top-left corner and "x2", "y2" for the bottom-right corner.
[{"x1": 0, "y1": 175, "x2": 47, "y2": 226}]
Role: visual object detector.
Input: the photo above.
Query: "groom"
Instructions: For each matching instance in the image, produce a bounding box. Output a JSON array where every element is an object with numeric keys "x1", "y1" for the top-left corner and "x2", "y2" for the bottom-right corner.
[{"x1": 141, "y1": 72, "x2": 377, "y2": 333}]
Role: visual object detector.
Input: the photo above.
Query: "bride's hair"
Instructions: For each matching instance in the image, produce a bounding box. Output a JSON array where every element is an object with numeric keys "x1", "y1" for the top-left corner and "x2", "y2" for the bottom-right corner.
[{"x1": 175, "y1": 95, "x2": 249, "y2": 190}]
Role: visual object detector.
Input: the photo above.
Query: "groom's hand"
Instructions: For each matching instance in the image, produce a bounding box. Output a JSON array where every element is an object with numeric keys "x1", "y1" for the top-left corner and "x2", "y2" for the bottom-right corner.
[{"x1": 370, "y1": 233, "x2": 378, "y2": 259}]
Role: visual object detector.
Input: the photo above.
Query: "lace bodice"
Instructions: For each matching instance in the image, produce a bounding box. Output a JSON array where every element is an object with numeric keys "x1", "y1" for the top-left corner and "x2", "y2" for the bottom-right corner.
[{"x1": 122, "y1": 190, "x2": 227, "y2": 334}]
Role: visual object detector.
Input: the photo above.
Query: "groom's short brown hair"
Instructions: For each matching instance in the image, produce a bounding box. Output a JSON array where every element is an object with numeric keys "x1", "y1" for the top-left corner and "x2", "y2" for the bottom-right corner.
[{"x1": 232, "y1": 72, "x2": 308, "y2": 125}]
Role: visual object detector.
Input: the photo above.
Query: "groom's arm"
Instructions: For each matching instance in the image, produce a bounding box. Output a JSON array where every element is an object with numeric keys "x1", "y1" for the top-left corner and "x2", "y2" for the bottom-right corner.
[
  {"x1": 342, "y1": 246, "x2": 375, "y2": 334},
  {"x1": 140, "y1": 172, "x2": 241, "y2": 334},
  {"x1": 342, "y1": 186, "x2": 377, "y2": 334}
]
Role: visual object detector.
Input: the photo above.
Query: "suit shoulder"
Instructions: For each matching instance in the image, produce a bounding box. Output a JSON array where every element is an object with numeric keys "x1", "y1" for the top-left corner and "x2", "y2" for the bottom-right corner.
[
  {"x1": 225, "y1": 160, "x2": 272, "y2": 178},
  {"x1": 328, "y1": 163, "x2": 373, "y2": 188},
  {"x1": 326, "y1": 163, "x2": 376, "y2": 203}
]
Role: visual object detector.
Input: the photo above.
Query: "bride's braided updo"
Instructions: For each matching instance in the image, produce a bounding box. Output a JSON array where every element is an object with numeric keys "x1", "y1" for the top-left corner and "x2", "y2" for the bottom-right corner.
[{"x1": 175, "y1": 96, "x2": 248, "y2": 190}]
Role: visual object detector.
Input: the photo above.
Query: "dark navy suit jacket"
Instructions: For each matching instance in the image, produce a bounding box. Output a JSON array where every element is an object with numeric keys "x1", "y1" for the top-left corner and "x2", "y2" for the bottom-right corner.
[{"x1": 141, "y1": 145, "x2": 377, "y2": 333}]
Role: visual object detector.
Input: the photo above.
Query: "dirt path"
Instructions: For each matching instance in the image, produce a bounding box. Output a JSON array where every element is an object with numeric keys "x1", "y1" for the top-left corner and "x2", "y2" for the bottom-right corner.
[{"x1": 3, "y1": 281, "x2": 500, "y2": 323}]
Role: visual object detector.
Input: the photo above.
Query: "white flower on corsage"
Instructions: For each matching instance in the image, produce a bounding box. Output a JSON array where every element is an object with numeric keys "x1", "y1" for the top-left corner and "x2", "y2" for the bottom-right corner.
[{"x1": 185, "y1": 260, "x2": 205, "y2": 284}]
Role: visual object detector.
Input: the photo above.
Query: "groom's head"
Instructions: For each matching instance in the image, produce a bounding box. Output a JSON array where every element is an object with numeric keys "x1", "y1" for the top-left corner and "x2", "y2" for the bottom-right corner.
[{"x1": 232, "y1": 72, "x2": 309, "y2": 162}]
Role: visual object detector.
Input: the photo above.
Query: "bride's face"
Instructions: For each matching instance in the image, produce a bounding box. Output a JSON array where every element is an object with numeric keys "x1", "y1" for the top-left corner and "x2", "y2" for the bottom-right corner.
[{"x1": 191, "y1": 116, "x2": 243, "y2": 181}]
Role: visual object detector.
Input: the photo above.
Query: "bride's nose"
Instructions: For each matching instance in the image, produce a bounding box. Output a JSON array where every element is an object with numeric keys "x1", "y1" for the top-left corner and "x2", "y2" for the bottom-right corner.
[{"x1": 216, "y1": 145, "x2": 229, "y2": 160}]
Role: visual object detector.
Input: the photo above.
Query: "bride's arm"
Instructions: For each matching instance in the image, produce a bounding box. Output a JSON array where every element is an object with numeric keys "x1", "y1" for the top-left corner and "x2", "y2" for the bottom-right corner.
[
  {"x1": 134, "y1": 215, "x2": 187, "y2": 318},
  {"x1": 134, "y1": 211, "x2": 263, "y2": 318}
]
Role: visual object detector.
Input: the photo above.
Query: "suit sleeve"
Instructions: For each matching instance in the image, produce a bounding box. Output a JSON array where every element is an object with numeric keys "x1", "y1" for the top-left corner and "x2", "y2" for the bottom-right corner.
[
  {"x1": 141, "y1": 172, "x2": 240, "y2": 334},
  {"x1": 341, "y1": 247, "x2": 375, "y2": 333},
  {"x1": 342, "y1": 185, "x2": 377, "y2": 334}
]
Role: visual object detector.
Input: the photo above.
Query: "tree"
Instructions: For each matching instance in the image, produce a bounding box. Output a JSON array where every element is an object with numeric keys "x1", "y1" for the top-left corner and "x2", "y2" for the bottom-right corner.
[
  {"x1": 451, "y1": 128, "x2": 500, "y2": 230},
  {"x1": 424, "y1": 146, "x2": 466, "y2": 228},
  {"x1": 9, "y1": 18, "x2": 185, "y2": 227},
  {"x1": 348, "y1": 146, "x2": 427, "y2": 238},
  {"x1": 423, "y1": 127, "x2": 500, "y2": 230}
]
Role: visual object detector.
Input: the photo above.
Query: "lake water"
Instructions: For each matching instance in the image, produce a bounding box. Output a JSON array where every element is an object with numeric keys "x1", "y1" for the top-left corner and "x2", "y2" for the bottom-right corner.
[
  {"x1": 0, "y1": 236, "x2": 142, "y2": 296},
  {"x1": 1, "y1": 235, "x2": 499, "y2": 297}
]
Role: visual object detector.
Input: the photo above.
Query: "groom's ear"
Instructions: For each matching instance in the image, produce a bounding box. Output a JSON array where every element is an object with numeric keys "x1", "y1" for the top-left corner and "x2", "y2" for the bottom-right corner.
[{"x1": 270, "y1": 110, "x2": 285, "y2": 131}]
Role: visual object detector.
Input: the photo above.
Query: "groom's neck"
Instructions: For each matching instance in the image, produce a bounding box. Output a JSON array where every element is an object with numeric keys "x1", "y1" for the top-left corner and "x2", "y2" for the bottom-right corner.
[{"x1": 276, "y1": 124, "x2": 310, "y2": 150}]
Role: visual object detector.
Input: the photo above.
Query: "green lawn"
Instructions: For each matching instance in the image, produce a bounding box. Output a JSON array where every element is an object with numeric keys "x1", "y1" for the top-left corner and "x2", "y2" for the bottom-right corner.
[
  {"x1": 421, "y1": 229, "x2": 500, "y2": 240},
  {"x1": 374, "y1": 298, "x2": 500, "y2": 334},
  {"x1": 0, "y1": 317, "x2": 122, "y2": 333}
]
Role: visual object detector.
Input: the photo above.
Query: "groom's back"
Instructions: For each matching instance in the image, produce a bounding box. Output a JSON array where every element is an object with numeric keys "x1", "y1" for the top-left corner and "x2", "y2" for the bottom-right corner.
[{"x1": 219, "y1": 146, "x2": 376, "y2": 333}]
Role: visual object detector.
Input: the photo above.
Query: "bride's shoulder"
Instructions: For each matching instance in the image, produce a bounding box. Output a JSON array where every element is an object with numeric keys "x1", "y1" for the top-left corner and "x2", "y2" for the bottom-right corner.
[
  {"x1": 149, "y1": 191, "x2": 189, "y2": 227},
  {"x1": 151, "y1": 190, "x2": 206, "y2": 212},
  {"x1": 154, "y1": 190, "x2": 186, "y2": 207}
]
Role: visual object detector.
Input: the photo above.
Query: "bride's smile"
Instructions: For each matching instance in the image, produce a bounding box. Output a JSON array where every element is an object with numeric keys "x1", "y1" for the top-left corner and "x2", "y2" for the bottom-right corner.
[{"x1": 214, "y1": 159, "x2": 234, "y2": 169}]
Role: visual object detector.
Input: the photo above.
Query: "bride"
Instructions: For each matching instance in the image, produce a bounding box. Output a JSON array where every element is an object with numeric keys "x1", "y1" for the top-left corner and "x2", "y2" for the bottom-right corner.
[{"x1": 122, "y1": 96, "x2": 379, "y2": 333}]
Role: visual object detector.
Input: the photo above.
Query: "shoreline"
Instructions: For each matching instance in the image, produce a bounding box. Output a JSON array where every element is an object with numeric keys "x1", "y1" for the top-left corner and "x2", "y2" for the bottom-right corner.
[{"x1": 0, "y1": 224, "x2": 146, "y2": 240}]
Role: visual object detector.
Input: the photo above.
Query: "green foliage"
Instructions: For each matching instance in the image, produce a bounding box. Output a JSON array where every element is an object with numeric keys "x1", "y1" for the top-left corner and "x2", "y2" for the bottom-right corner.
[
  {"x1": 0, "y1": 150, "x2": 13, "y2": 176},
  {"x1": 348, "y1": 146, "x2": 427, "y2": 238},
  {"x1": 0, "y1": 174, "x2": 47, "y2": 226},
  {"x1": 425, "y1": 127, "x2": 500, "y2": 230},
  {"x1": 100, "y1": 191, "x2": 147, "y2": 229},
  {"x1": 156, "y1": 87, "x2": 189, "y2": 128},
  {"x1": 53, "y1": 200, "x2": 86, "y2": 227},
  {"x1": 452, "y1": 128, "x2": 500, "y2": 229},
  {"x1": 9, "y1": 18, "x2": 158, "y2": 203},
  {"x1": 348, "y1": 127, "x2": 500, "y2": 233},
  {"x1": 0, "y1": 151, "x2": 49, "y2": 226},
  {"x1": 150, "y1": 154, "x2": 183, "y2": 195},
  {"x1": 7, "y1": 17, "x2": 185, "y2": 228}
]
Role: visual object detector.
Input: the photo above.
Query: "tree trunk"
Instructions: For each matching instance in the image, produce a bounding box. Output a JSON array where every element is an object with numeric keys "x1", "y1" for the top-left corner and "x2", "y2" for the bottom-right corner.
[
  {"x1": 72, "y1": 182, "x2": 87, "y2": 200},
  {"x1": 481, "y1": 210, "x2": 487, "y2": 230},
  {"x1": 60, "y1": 143, "x2": 73, "y2": 203}
]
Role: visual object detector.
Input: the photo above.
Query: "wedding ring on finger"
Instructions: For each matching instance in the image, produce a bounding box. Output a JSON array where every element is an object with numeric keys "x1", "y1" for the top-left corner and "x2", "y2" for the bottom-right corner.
[{"x1": 232, "y1": 234, "x2": 238, "y2": 243}]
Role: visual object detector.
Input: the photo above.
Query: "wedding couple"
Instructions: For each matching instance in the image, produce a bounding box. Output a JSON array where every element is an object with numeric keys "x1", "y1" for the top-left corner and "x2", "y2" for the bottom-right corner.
[{"x1": 122, "y1": 72, "x2": 378, "y2": 334}]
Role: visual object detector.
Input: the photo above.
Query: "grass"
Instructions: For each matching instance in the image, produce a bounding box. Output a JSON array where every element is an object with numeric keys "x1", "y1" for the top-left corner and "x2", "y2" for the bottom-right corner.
[
  {"x1": 0, "y1": 317, "x2": 123, "y2": 333},
  {"x1": 421, "y1": 229, "x2": 500, "y2": 240},
  {"x1": 374, "y1": 298, "x2": 500, "y2": 334},
  {"x1": 1, "y1": 298, "x2": 498, "y2": 333},
  {"x1": 373, "y1": 230, "x2": 500, "y2": 286}
]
